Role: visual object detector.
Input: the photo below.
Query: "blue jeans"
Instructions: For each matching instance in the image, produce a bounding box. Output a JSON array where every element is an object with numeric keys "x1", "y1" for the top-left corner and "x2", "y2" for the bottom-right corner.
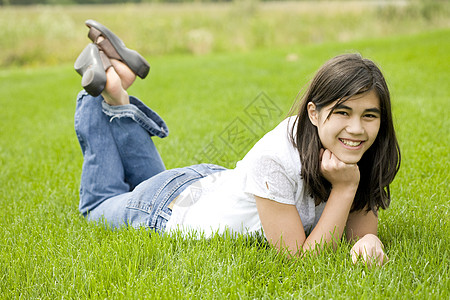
[{"x1": 74, "y1": 91, "x2": 225, "y2": 231}]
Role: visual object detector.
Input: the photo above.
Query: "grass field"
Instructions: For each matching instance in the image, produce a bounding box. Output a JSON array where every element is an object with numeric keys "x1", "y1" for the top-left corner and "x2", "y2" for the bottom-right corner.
[{"x1": 1, "y1": 3, "x2": 449, "y2": 299}]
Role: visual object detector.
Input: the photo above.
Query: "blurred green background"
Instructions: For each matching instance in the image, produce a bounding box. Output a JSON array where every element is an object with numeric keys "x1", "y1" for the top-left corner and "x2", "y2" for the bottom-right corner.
[{"x1": 1, "y1": 0, "x2": 448, "y2": 68}]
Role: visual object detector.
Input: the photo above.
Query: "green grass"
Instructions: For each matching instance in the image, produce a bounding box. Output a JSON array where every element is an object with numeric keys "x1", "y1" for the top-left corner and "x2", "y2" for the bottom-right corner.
[{"x1": 1, "y1": 26, "x2": 449, "y2": 299}]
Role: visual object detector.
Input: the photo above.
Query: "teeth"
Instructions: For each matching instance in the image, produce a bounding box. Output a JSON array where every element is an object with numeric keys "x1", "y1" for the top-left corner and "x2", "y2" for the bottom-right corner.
[{"x1": 340, "y1": 139, "x2": 362, "y2": 147}]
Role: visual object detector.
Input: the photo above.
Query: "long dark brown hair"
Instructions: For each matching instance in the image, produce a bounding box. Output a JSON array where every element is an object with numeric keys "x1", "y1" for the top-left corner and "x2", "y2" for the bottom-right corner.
[{"x1": 290, "y1": 54, "x2": 401, "y2": 214}]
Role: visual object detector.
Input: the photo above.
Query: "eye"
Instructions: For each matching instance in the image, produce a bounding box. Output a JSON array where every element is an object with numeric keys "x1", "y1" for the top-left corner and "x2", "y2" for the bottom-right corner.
[
  {"x1": 334, "y1": 111, "x2": 349, "y2": 116},
  {"x1": 364, "y1": 113, "x2": 379, "y2": 119}
]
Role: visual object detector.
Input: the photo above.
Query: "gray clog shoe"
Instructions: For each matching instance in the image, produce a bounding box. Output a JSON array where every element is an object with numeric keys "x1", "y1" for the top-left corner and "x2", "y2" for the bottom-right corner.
[
  {"x1": 74, "y1": 43, "x2": 112, "y2": 97},
  {"x1": 85, "y1": 19, "x2": 150, "y2": 79}
]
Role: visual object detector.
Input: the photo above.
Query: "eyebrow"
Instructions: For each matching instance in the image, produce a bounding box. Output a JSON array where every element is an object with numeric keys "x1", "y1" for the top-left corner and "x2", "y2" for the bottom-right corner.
[{"x1": 335, "y1": 103, "x2": 381, "y2": 114}]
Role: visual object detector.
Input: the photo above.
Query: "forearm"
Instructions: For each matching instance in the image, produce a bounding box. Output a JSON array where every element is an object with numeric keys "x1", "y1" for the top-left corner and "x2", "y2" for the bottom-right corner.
[
  {"x1": 303, "y1": 186, "x2": 356, "y2": 251},
  {"x1": 345, "y1": 208, "x2": 378, "y2": 242}
]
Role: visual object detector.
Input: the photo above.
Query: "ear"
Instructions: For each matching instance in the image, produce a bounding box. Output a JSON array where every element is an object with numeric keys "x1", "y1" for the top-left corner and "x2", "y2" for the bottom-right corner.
[{"x1": 307, "y1": 102, "x2": 319, "y2": 127}]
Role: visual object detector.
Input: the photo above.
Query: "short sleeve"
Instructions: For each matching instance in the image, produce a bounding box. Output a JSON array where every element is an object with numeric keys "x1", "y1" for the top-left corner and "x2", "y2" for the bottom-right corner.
[{"x1": 244, "y1": 155, "x2": 296, "y2": 205}]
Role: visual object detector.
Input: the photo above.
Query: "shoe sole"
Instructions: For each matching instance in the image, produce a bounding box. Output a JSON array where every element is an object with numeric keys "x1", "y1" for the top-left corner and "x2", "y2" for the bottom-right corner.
[{"x1": 74, "y1": 43, "x2": 106, "y2": 97}]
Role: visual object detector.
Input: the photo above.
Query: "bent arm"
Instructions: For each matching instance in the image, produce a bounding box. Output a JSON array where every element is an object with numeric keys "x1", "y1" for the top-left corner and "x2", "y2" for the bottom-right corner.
[
  {"x1": 255, "y1": 184, "x2": 356, "y2": 256},
  {"x1": 255, "y1": 149, "x2": 360, "y2": 255},
  {"x1": 304, "y1": 185, "x2": 356, "y2": 250}
]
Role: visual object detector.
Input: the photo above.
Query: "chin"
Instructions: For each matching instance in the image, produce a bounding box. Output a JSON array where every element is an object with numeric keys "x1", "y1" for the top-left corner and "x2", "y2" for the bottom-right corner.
[{"x1": 336, "y1": 154, "x2": 363, "y2": 164}]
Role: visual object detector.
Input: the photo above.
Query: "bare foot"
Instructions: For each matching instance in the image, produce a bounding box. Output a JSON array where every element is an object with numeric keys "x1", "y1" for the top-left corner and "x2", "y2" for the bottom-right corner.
[
  {"x1": 101, "y1": 66, "x2": 130, "y2": 106},
  {"x1": 110, "y1": 59, "x2": 136, "y2": 90},
  {"x1": 97, "y1": 35, "x2": 137, "y2": 106}
]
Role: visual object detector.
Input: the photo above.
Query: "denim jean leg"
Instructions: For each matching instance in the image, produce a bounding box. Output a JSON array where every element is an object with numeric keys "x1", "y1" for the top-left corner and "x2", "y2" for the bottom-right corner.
[
  {"x1": 87, "y1": 164, "x2": 227, "y2": 230},
  {"x1": 75, "y1": 91, "x2": 130, "y2": 215},
  {"x1": 75, "y1": 91, "x2": 170, "y2": 217},
  {"x1": 104, "y1": 98, "x2": 167, "y2": 190}
]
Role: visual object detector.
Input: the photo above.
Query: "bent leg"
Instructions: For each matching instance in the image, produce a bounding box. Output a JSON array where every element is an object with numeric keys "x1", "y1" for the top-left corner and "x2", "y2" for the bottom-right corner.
[
  {"x1": 102, "y1": 96, "x2": 168, "y2": 189},
  {"x1": 75, "y1": 91, "x2": 128, "y2": 214},
  {"x1": 75, "y1": 91, "x2": 168, "y2": 215}
]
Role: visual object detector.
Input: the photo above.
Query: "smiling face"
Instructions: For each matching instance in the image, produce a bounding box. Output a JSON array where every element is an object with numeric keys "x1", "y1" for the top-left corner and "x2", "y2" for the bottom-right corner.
[{"x1": 307, "y1": 90, "x2": 381, "y2": 164}]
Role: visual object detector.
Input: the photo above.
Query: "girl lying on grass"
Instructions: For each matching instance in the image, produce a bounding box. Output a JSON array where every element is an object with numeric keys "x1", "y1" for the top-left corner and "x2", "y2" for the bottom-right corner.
[{"x1": 74, "y1": 20, "x2": 400, "y2": 266}]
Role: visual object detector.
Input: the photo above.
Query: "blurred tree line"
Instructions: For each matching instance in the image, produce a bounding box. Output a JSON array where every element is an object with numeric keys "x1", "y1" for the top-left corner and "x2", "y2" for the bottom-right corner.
[{"x1": 1, "y1": 0, "x2": 237, "y2": 4}]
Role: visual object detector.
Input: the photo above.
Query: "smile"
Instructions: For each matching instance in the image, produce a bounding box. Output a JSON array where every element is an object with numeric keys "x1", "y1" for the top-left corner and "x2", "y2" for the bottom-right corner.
[{"x1": 339, "y1": 138, "x2": 363, "y2": 148}]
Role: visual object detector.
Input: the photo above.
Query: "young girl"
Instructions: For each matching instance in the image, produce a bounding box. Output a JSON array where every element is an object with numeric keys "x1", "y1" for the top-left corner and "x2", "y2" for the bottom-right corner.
[{"x1": 74, "y1": 20, "x2": 400, "y2": 266}]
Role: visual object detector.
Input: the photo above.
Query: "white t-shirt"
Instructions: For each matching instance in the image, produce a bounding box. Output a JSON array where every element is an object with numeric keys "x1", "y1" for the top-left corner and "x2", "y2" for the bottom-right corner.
[{"x1": 165, "y1": 117, "x2": 325, "y2": 238}]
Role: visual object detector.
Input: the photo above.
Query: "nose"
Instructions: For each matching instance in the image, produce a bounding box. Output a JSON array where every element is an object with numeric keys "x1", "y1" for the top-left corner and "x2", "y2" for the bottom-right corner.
[{"x1": 346, "y1": 117, "x2": 365, "y2": 135}]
